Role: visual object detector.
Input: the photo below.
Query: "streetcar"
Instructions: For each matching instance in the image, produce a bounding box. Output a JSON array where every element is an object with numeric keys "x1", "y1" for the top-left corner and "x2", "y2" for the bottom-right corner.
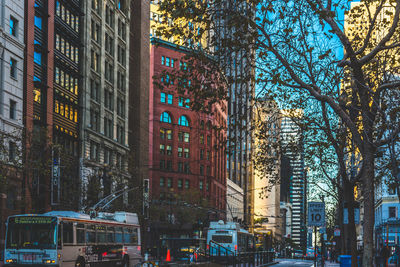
[
  {"x1": 207, "y1": 220, "x2": 255, "y2": 256},
  {"x1": 4, "y1": 211, "x2": 141, "y2": 266}
]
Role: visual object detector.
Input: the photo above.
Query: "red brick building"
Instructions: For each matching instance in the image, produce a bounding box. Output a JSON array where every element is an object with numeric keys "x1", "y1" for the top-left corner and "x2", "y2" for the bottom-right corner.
[{"x1": 148, "y1": 38, "x2": 227, "y2": 236}]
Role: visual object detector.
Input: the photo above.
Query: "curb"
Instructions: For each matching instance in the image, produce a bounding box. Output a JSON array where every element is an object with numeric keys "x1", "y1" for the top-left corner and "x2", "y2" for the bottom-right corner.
[{"x1": 257, "y1": 262, "x2": 279, "y2": 267}]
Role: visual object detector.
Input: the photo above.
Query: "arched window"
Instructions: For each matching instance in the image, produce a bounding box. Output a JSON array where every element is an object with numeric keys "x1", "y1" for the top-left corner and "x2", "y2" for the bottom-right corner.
[
  {"x1": 160, "y1": 112, "x2": 172, "y2": 123},
  {"x1": 178, "y1": 115, "x2": 190, "y2": 127},
  {"x1": 200, "y1": 120, "x2": 205, "y2": 130}
]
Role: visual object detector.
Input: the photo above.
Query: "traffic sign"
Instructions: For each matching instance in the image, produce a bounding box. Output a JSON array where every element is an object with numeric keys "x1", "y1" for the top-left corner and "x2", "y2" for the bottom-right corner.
[{"x1": 308, "y1": 202, "x2": 325, "y2": 226}]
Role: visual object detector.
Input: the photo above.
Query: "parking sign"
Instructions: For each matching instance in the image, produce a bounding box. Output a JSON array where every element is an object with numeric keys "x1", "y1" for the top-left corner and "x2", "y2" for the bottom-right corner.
[{"x1": 308, "y1": 202, "x2": 325, "y2": 226}]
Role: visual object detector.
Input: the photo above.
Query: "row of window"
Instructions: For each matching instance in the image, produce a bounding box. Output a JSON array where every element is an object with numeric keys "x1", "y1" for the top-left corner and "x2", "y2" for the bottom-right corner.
[
  {"x1": 56, "y1": 33, "x2": 79, "y2": 63},
  {"x1": 161, "y1": 56, "x2": 176, "y2": 68},
  {"x1": 55, "y1": 1, "x2": 79, "y2": 33},
  {"x1": 55, "y1": 100, "x2": 78, "y2": 123},
  {"x1": 159, "y1": 177, "x2": 208, "y2": 191},
  {"x1": 55, "y1": 67, "x2": 79, "y2": 95},
  {"x1": 62, "y1": 222, "x2": 138, "y2": 245},
  {"x1": 89, "y1": 141, "x2": 125, "y2": 170},
  {"x1": 160, "y1": 92, "x2": 190, "y2": 108},
  {"x1": 160, "y1": 112, "x2": 190, "y2": 127}
]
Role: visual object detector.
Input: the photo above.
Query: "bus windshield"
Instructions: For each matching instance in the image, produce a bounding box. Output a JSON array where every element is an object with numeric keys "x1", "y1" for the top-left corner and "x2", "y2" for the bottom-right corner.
[
  {"x1": 6, "y1": 216, "x2": 57, "y2": 249},
  {"x1": 212, "y1": 235, "x2": 232, "y2": 243}
]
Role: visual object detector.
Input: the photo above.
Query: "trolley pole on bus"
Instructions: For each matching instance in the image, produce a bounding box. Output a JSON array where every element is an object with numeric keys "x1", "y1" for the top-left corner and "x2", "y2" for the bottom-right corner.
[{"x1": 314, "y1": 226, "x2": 317, "y2": 266}]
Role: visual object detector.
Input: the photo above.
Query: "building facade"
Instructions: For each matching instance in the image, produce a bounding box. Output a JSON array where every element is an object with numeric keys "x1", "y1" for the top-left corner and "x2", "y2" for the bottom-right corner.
[
  {"x1": 252, "y1": 100, "x2": 282, "y2": 242},
  {"x1": 0, "y1": 0, "x2": 25, "y2": 249},
  {"x1": 80, "y1": 0, "x2": 131, "y2": 210},
  {"x1": 148, "y1": 38, "x2": 227, "y2": 245},
  {"x1": 280, "y1": 110, "x2": 306, "y2": 248},
  {"x1": 24, "y1": 0, "x2": 83, "y2": 212},
  {"x1": 375, "y1": 182, "x2": 400, "y2": 250}
]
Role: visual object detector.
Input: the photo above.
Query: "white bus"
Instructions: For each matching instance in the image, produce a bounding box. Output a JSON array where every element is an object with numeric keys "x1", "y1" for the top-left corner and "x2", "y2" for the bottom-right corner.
[
  {"x1": 4, "y1": 211, "x2": 141, "y2": 266},
  {"x1": 207, "y1": 220, "x2": 254, "y2": 256}
]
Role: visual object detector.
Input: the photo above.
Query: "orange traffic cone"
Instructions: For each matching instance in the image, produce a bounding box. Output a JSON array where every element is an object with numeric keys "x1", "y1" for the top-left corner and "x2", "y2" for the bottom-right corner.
[{"x1": 166, "y1": 249, "x2": 171, "y2": 262}]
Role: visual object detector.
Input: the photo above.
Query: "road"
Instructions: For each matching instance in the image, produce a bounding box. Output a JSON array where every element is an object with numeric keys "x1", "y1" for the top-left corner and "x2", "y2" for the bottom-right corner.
[{"x1": 274, "y1": 258, "x2": 315, "y2": 267}]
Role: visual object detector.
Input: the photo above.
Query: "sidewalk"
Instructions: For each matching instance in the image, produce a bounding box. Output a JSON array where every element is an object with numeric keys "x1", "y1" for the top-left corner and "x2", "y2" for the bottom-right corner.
[{"x1": 325, "y1": 262, "x2": 340, "y2": 267}]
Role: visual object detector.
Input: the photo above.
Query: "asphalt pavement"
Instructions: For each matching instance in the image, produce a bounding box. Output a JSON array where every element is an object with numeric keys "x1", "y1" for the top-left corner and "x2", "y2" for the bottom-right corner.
[{"x1": 273, "y1": 258, "x2": 315, "y2": 267}]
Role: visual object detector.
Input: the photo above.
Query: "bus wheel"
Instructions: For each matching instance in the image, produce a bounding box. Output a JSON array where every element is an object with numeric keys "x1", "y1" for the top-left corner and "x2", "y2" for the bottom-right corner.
[
  {"x1": 75, "y1": 258, "x2": 85, "y2": 267},
  {"x1": 122, "y1": 256, "x2": 129, "y2": 267}
]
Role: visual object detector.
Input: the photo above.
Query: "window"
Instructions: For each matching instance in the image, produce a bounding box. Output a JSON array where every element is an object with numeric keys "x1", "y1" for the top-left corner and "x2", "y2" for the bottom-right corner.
[
  {"x1": 91, "y1": 50, "x2": 99, "y2": 72},
  {"x1": 178, "y1": 116, "x2": 189, "y2": 127},
  {"x1": 160, "y1": 112, "x2": 172, "y2": 123},
  {"x1": 200, "y1": 149, "x2": 204, "y2": 159},
  {"x1": 9, "y1": 16, "x2": 17, "y2": 36},
  {"x1": 389, "y1": 186, "x2": 396, "y2": 195},
  {"x1": 91, "y1": 20, "x2": 100, "y2": 43},
  {"x1": 34, "y1": 51, "x2": 42, "y2": 65},
  {"x1": 167, "y1": 129, "x2": 172, "y2": 140},
  {"x1": 200, "y1": 134, "x2": 204, "y2": 144},
  {"x1": 161, "y1": 56, "x2": 165, "y2": 65},
  {"x1": 90, "y1": 79, "x2": 100, "y2": 102},
  {"x1": 8, "y1": 142, "x2": 16, "y2": 161},
  {"x1": 178, "y1": 147, "x2": 183, "y2": 157},
  {"x1": 92, "y1": 0, "x2": 99, "y2": 12},
  {"x1": 167, "y1": 94, "x2": 173, "y2": 104},
  {"x1": 199, "y1": 180, "x2": 203, "y2": 190},
  {"x1": 184, "y1": 162, "x2": 190, "y2": 173},
  {"x1": 105, "y1": 33, "x2": 114, "y2": 55},
  {"x1": 160, "y1": 144, "x2": 165, "y2": 154},
  {"x1": 117, "y1": 97, "x2": 125, "y2": 117},
  {"x1": 184, "y1": 133, "x2": 190, "y2": 143},
  {"x1": 185, "y1": 180, "x2": 190, "y2": 189},
  {"x1": 90, "y1": 109, "x2": 100, "y2": 132},
  {"x1": 34, "y1": 15, "x2": 42, "y2": 29},
  {"x1": 167, "y1": 160, "x2": 172, "y2": 170},
  {"x1": 207, "y1": 150, "x2": 210, "y2": 160},
  {"x1": 160, "y1": 177, "x2": 165, "y2": 187},
  {"x1": 166, "y1": 145, "x2": 172, "y2": 155},
  {"x1": 9, "y1": 100, "x2": 16, "y2": 120},
  {"x1": 104, "y1": 148, "x2": 112, "y2": 165},
  {"x1": 104, "y1": 117, "x2": 113, "y2": 138},
  {"x1": 184, "y1": 148, "x2": 189, "y2": 158},
  {"x1": 62, "y1": 223, "x2": 73, "y2": 244},
  {"x1": 207, "y1": 135, "x2": 211, "y2": 145},
  {"x1": 159, "y1": 160, "x2": 165, "y2": 170},
  {"x1": 200, "y1": 165, "x2": 204, "y2": 175},
  {"x1": 160, "y1": 128, "x2": 165, "y2": 139},
  {"x1": 117, "y1": 71, "x2": 125, "y2": 91},
  {"x1": 161, "y1": 92, "x2": 166, "y2": 103},
  {"x1": 389, "y1": 207, "x2": 396, "y2": 218},
  {"x1": 207, "y1": 166, "x2": 211, "y2": 175},
  {"x1": 178, "y1": 179, "x2": 183, "y2": 189},
  {"x1": 178, "y1": 97, "x2": 190, "y2": 108},
  {"x1": 178, "y1": 162, "x2": 183, "y2": 172},
  {"x1": 105, "y1": 61, "x2": 114, "y2": 82},
  {"x1": 90, "y1": 141, "x2": 99, "y2": 161},
  {"x1": 167, "y1": 178, "x2": 172, "y2": 188}
]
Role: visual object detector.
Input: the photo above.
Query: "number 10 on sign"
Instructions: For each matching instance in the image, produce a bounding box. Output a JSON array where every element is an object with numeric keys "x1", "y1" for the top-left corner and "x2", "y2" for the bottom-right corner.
[{"x1": 308, "y1": 202, "x2": 325, "y2": 226}]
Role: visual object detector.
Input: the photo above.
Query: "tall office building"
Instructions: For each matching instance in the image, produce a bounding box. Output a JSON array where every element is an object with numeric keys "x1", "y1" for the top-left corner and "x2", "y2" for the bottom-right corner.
[
  {"x1": 252, "y1": 100, "x2": 282, "y2": 241},
  {"x1": 215, "y1": 0, "x2": 254, "y2": 227},
  {"x1": 80, "y1": 0, "x2": 131, "y2": 209},
  {"x1": 25, "y1": 0, "x2": 82, "y2": 211},
  {"x1": 0, "y1": 0, "x2": 25, "y2": 249},
  {"x1": 280, "y1": 110, "x2": 306, "y2": 248}
]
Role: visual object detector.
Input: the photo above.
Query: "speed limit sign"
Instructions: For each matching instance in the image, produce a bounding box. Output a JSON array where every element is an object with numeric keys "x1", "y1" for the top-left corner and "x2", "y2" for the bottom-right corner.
[{"x1": 308, "y1": 202, "x2": 325, "y2": 226}]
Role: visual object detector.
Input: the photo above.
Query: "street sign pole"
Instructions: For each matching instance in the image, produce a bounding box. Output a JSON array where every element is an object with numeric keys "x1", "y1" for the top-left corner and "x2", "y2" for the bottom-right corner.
[{"x1": 314, "y1": 226, "x2": 317, "y2": 266}]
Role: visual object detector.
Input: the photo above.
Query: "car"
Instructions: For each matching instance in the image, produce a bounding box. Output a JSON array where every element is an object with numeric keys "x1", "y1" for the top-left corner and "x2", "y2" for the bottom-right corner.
[
  {"x1": 292, "y1": 249, "x2": 304, "y2": 259},
  {"x1": 305, "y1": 247, "x2": 316, "y2": 259}
]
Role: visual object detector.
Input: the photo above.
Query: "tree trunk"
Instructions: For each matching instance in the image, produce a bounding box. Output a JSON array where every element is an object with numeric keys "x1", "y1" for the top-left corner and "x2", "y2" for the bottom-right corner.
[
  {"x1": 338, "y1": 189, "x2": 346, "y2": 255},
  {"x1": 344, "y1": 180, "x2": 358, "y2": 267},
  {"x1": 362, "y1": 150, "x2": 375, "y2": 267}
]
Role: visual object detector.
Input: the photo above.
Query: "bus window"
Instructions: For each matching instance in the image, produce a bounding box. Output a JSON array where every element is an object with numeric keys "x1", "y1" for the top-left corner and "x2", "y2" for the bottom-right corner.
[
  {"x1": 130, "y1": 228, "x2": 138, "y2": 245},
  {"x1": 96, "y1": 225, "x2": 106, "y2": 244},
  {"x1": 62, "y1": 222, "x2": 73, "y2": 244},
  {"x1": 77, "y1": 229, "x2": 85, "y2": 244},
  {"x1": 86, "y1": 225, "x2": 95, "y2": 244},
  {"x1": 123, "y1": 227, "x2": 130, "y2": 243},
  {"x1": 115, "y1": 227, "x2": 123, "y2": 243},
  {"x1": 107, "y1": 227, "x2": 115, "y2": 243},
  {"x1": 57, "y1": 224, "x2": 62, "y2": 249},
  {"x1": 212, "y1": 235, "x2": 232, "y2": 243}
]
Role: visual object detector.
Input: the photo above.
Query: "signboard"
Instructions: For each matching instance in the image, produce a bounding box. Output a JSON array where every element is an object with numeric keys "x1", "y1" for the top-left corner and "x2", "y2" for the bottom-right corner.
[
  {"x1": 308, "y1": 202, "x2": 325, "y2": 226},
  {"x1": 13, "y1": 217, "x2": 56, "y2": 224}
]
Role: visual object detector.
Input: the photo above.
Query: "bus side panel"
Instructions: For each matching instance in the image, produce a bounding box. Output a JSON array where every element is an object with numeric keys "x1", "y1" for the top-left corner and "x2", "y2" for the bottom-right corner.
[{"x1": 60, "y1": 246, "x2": 83, "y2": 267}]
